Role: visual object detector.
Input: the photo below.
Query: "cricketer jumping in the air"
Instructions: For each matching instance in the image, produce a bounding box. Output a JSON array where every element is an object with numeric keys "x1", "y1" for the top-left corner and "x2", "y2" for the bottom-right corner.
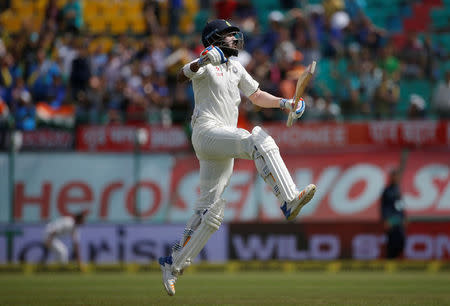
[{"x1": 158, "y1": 19, "x2": 316, "y2": 296}]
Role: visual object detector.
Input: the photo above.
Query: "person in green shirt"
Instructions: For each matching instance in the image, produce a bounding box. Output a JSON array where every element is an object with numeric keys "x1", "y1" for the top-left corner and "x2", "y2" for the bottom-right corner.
[{"x1": 62, "y1": 0, "x2": 83, "y2": 34}]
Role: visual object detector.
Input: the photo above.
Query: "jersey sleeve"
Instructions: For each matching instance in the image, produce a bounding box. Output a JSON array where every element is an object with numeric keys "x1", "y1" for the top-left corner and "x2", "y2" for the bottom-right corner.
[
  {"x1": 185, "y1": 59, "x2": 207, "y2": 80},
  {"x1": 237, "y1": 62, "x2": 259, "y2": 97}
]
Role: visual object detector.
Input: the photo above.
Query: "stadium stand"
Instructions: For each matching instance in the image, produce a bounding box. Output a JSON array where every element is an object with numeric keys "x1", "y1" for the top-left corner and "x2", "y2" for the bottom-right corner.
[{"x1": 0, "y1": 0, "x2": 448, "y2": 130}]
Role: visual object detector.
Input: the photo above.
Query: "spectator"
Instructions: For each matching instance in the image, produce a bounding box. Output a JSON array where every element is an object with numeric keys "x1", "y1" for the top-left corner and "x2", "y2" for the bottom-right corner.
[
  {"x1": 143, "y1": 0, "x2": 162, "y2": 35},
  {"x1": 70, "y1": 42, "x2": 91, "y2": 99},
  {"x1": 235, "y1": 0, "x2": 257, "y2": 21},
  {"x1": 214, "y1": 0, "x2": 239, "y2": 20},
  {"x1": 356, "y1": 15, "x2": 386, "y2": 56},
  {"x1": 27, "y1": 48, "x2": 61, "y2": 102},
  {"x1": 432, "y1": 70, "x2": 450, "y2": 118},
  {"x1": 168, "y1": 0, "x2": 183, "y2": 36},
  {"x1": 0, "y1": 98, "x2": 10, "y2": 149},
  {"x1": 10, "y1": 77, "x2": 30, "y2": 109},
  {"x1": 341, "y1": 88, "x2": 364, "y2": 119},
  {"x1": 126, "y1": 94, "x2": 149, "y2": 124},
  {"x1": 260, "y1": 11, "x2": 284, "y2": 56},
  {"x1": 0, "y1": 52, "x2": 14, "y2": 90},
  {"x1": 400, "y1": 32, "x2": 425, "y2": 79},
  {"x1": 61, "y1": 0, "x2": 83, "y2": 34},
  {"x1": 407, "y1": 94, "x2": 426, "y2": 119},
  {"x1": 85, "y1": 76, "x2": 105, "y2": 122},
  {"x1": 43, "y1": 0, "x2": 60, "y2": 33},
  {"x1": 373, "y1": 70, "x2": 400, "y2": 119},
  {"x1": 105, "y1": 78, "x2": 127, "y2": 114},
  {"x1": 360, "y1": 48, "x2": 383, "y2": 104},
  {"x1": 0, "y1": 98, "x2": 10, "y2": 124},
  {"x1": 90, "y1": 44, "x2": 109, "y2": 76},
  {"x1": 315, "y1": 93, "x2": 341, "y2": 121},
  {"x1": 56, "y1": 33, "x2": 78, "y2": 78},
  {"x1": 380, "y1": 168, "x2": 407, "y2": 259},
  {"x1": 13, "y1": 90, "x2": 35, "y2": 131},
  {"x1": 377, "y1": 43, "x2": 400, "y2": 80},
  {"x1": 47, "y1": 75, "x2": 67, "y2": 108}
]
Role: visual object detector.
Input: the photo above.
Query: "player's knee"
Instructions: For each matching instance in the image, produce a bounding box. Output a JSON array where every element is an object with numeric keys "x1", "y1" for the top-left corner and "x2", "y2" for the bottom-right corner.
[
  {"x1": 251, "y1": 126, "x2": 279, "y2": 159},
  {"x1": 203, "y1": 210, "x2": 223, "y2": 231},
  {"x1": 202, "y1": 199, "x2": 225, "y2": 231}
]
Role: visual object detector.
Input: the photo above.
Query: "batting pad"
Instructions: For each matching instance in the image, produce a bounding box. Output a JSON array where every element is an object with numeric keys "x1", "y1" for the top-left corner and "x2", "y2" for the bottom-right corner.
[
  {"x1": 252, "y1": 126, "x2": 298, "y2": 203},
  {"x1": 172, "y1": 199, "x2": 225, "y2": 273},
  {"x1": 171, "y1": 210, "x2": 203, "y2": 269}
]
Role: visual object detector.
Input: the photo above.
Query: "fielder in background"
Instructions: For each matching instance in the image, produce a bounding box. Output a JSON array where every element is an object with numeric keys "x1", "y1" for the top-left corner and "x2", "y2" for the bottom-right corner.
[
  {"x1": 159, "y1": 19, "x2": 316, "y2": 296},
  {"x1": 380, "y1": 168, "x2": 407, "y2": 259},
  {"x1": 43, "y1": 211, "x2": 87, "y2": 268}
]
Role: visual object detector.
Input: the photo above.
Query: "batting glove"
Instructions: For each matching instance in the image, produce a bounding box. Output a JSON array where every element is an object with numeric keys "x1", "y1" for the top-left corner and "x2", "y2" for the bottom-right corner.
[
  {"x1": 198, "y1": 45, "x2": 228, "y2": 67},
  {"x1": 280, "y1": 98, "x2": 306, "y2": 119}
]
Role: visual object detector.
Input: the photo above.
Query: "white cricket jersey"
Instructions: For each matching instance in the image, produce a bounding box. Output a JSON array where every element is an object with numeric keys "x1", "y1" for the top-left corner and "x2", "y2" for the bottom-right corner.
[
  {"x1": 45, "y1": 217, "x2": 79, "y2": 242},
  {"x1": 189, "y1": 58, "x2": 259, "y2": 127}
]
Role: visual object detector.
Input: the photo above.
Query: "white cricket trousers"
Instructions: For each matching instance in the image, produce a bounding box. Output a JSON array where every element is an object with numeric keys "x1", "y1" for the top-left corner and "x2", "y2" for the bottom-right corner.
[
  {"x1": 44, "y1": 236, "x2": 69, "y2": 263},
  {"x1": 191, "y1": 121, "x2": 254, "y2": 210}
]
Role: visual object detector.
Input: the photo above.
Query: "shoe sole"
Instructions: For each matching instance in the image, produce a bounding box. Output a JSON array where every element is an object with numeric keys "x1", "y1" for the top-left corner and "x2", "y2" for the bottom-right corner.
[{"x1": 287, "y1": 184, "x2": 316, "y2": 221}]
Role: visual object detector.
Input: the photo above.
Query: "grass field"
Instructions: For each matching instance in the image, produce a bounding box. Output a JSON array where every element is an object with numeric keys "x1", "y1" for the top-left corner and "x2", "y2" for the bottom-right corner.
[{"x1": 1, "y1": 272, "x2": 450, "y2": 305}]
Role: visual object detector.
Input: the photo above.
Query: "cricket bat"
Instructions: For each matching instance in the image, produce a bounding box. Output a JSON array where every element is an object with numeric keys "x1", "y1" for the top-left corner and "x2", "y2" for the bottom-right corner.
[{"x1": 286, "y1": 61, "x2": 317, "y2": 127}]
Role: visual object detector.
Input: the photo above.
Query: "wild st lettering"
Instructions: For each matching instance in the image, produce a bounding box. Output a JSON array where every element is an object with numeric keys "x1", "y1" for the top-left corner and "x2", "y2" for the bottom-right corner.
[{"x1": 231, "y1": 234, "x2": 340, "y2": 260}]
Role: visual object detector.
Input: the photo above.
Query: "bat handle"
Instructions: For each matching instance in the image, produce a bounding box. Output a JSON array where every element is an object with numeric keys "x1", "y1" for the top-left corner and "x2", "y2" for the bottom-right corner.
[
  {"x1": 286, "y1": 95, "x2": 298, "y2": 127},
  {"x1": 286, "y1": 112, "x2": 294, "y2": 127}
]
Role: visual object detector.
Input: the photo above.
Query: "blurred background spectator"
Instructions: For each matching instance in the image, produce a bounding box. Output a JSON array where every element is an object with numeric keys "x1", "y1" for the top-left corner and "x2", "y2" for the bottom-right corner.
[
  {"x1": 432, "y1": 70, "x2": 450, "y2": 118},
  {"x1": 61, "y1": 0, "x2": 83, "y2": 34}
]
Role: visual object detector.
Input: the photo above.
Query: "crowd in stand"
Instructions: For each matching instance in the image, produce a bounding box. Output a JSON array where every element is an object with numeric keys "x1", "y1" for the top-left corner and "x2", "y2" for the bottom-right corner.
[{"x1": 0, "y1": 0, "x2": 449, "y2": 131}]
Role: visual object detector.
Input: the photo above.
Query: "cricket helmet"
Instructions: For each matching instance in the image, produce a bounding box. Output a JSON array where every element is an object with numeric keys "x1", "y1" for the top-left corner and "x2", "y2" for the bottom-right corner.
[{"x1": 201, "y1": 19, "x2": 243, "y2": 57}]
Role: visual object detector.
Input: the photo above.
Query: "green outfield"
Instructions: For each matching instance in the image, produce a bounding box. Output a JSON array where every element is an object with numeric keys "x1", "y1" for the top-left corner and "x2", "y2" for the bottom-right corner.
[{"x1": 0, "y1": 272, "x2": 450, "y2": 305}]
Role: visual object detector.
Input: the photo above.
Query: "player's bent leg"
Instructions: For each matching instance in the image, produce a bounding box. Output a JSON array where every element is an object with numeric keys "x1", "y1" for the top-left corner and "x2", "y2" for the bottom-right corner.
[
  {"x1": 251, "y1": 126, "x2": 316, "y2": 220},
  {"x1": 172, "y1": 199, "x2": 225, "y2": 274},
  {"x1": 251, "y1": 126, "x2": 298, "y2": 202},
  {"x1": 158, "y1": 199, "x2": 225, "y2": 296},
  {"x1": 52, "y1": 239, "x2": 68, "y2": 263},
  {"x1": 159, "y1": 212, "x2": 202, "y2": 296}
]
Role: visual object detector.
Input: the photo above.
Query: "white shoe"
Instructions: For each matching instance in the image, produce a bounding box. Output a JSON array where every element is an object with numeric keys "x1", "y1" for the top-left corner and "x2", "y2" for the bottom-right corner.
[
  {"x1": 159, "y1": 256, "x2": 177, "y2": 296},
  {"x1": 280, "y1": 184, "x2": 316, "y2": 221}
]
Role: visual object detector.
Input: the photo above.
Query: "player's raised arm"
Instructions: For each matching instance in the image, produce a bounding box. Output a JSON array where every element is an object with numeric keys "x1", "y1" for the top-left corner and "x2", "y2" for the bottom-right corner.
[
  {"x1": 249, "y1": 88, "x2": 305, "y2": 119},
  {"x1": 177, "y1": 61, "x2": 200, "y2": 83},
  {"x1": 177, "y1": 46, "x2": 227, "y2": 83}
]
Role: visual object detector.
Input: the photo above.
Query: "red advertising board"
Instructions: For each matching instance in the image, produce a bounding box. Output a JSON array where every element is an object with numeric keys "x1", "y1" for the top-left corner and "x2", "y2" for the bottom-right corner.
[
  {"x1": 264, "y1": 120, "x2": 450, "y2": 151},
  {"x1": 168, "y1": 150, "x2": 450, "y2": 222},
  {"x1": 229, "y1": 221, "x2": 450, "y2": 260},
  {"x1": 76, "y1": 125, "x2": 190, "y2": 152},
  {"x1": 76, "y1": 121, "x2": 450, "y2": 152}
]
